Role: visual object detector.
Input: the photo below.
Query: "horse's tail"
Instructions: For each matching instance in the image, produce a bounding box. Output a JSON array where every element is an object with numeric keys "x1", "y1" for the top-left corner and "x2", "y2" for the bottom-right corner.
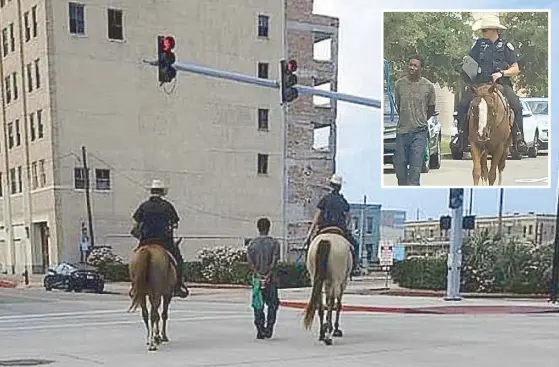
[
  {"x1": 303, "y1": 239, "x2": 330, "y2": 330},
  {"x1": 128, "y1": 246, "x2": 151, "y2": 312}
]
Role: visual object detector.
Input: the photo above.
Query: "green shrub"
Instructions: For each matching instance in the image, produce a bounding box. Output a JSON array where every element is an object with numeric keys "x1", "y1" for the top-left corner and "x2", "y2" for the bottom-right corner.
[
  {"x1": 98, "y1": 262, "x2": 129, "y2": 282},
  {"x1": 391, "y1": 257, "x2": 447, "y2": 290}
]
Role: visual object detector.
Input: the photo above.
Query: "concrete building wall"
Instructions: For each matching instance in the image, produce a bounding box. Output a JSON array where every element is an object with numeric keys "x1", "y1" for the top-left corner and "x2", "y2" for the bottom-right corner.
[{"x1": 1, "y1": 0, "x2": 285, "y2": 273}]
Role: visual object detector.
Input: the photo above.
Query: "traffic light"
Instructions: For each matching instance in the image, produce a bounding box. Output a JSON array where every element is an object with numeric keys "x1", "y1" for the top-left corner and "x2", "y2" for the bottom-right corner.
[
  {"x1": 440, "y1": 215, "x2": 452, "y2": 231},
  {"x1": 158, "y1": 35, "x2": 177, "y2": 84},
  {"x1": 280, "y1": 59, "x2": 298, "y2": 104},
  {"x1": 449, "y1": 188, "x2": 464, "y2": 209},
  {"x1": 463, "y1": 215, "x2": 476, "y2": 230}
]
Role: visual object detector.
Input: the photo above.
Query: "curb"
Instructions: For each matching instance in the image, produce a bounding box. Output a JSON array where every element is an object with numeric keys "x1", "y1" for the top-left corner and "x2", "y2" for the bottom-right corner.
[
  {"x1": 0, "y1": 280, "x2": 17, "y2": 288},
  {"x1": 374, "y1": 289, "x2": 550, "y2": 300},
  {"x1": 279, "y1": 301, "x2": 559, "y2": 315}
]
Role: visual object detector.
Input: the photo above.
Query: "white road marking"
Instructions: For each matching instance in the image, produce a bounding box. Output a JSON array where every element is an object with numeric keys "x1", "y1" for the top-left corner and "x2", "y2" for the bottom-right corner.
[
  {"x1": 0, "y1": 314, "x2": 250, "y2": 332},
  {"x1": 514, "y1": 177, "x2": 549, "y2": 183}
]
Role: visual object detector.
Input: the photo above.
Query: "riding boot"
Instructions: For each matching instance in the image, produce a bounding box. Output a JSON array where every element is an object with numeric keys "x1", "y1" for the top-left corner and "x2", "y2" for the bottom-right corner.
[
  {"x1": 515, "y1": 126, "x2": 528, "y2": 154},
  {"x1": 173, "y1": 263, "x2": 189, "y2": 299}
]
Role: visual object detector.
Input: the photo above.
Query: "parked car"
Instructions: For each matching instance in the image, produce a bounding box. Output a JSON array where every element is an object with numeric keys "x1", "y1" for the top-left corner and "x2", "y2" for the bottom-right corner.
[
  {"x1": 449, "y1": 99, "x2": 536, "y2": 160},
  {"x1": 383, "y1": 94, "x2": 442, "y2": 173},
  {"x1": 44, "y1": 262, "x2": 104, "y2": 293},
  {"x1": 521, "y1": 97, "x2": 548, "y2": 151}
]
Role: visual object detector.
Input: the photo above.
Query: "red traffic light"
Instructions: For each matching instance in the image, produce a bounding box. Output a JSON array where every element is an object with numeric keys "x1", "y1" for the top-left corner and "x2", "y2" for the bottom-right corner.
[
  {"x1": 286, "y1": 59, "x2": 297, "y2": 73},
  {"x1": 162, "y1": 36, "x2": 175, "y2": 52}
]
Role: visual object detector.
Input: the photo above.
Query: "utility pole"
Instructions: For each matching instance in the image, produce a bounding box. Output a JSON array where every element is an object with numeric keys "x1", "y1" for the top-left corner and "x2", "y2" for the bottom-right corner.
[
  {"x1": 359, "y1": 196, "x2": 366, "y2": 269},
  {"x1": 549, "y1": 181, "x2": 559, "y2": 303},
  {"x1": 81, "y1": 146, "x2": 95, "y2": 250},
  {"x1": 498, "y1": 188, "x2": 504, "y2": 236},
  {"x1": 468, "y1": 188, "x2": 474, "y2": 215},
  {"x1": 445, "y1": 188, "x2": 464, "y2": 301}
]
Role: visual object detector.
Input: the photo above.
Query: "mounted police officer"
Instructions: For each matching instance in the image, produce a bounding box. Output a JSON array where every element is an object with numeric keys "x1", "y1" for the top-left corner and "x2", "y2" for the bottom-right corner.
[
  {"x1": 305, "y1": 174, "x2": 359, "y2": 274},
  {"x1": 131, "y1": 179, "x2": 189, "y2": 298},
  {"x1": 456, "y1": 14, "x2": 527, "y2": 154}
]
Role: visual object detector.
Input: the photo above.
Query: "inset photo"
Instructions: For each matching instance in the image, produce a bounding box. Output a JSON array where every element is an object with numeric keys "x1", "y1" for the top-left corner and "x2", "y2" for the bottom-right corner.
[{"x1": 381, "y1": 10, "x2": 550, "y2": 188}]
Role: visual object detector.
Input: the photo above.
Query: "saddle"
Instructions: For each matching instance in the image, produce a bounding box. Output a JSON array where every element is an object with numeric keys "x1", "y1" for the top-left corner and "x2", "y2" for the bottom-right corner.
[{"x1": 317, "y1": 226, "x2": 346, "y2": 237}]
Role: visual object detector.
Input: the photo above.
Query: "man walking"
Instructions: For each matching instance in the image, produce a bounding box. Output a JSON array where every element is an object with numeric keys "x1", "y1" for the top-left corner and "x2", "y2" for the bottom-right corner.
[
  {"x1": 393, "y1": 55, "x2": 436, "y2": 186},
  {"x1": 247, "y1": 218, "x2": 281, "y2": 339}
]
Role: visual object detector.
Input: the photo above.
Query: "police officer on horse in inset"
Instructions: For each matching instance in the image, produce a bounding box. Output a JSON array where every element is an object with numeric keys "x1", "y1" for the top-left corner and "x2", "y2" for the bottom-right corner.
[
  {"x1": 304, "y1": 174, "x2": 360, "y2": 275},
  {"x1": 131, "y1": 179, "x2": 190, "y2": 298},
  {"x1": 455, "y1": 14, "x2": 527, "y2": 155}
]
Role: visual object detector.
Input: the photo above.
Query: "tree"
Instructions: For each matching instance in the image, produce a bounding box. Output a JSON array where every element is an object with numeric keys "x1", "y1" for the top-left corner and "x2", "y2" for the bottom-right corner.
[
  {"x1": 383, "y1": 12, "x2": 474, "y2": 92},
  {"x1": 500, "y1": 12, "x2": 549, "y2": 97}
]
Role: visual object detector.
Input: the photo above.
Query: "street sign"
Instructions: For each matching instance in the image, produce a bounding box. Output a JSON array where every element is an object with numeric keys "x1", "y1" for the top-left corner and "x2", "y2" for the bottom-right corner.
[{"x1": 378, "y1": 244, "x2": 394, "y2": 267}]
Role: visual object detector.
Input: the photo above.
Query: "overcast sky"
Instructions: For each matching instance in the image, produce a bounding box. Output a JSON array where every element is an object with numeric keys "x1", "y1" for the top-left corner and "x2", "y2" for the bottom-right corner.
[{"x1": 313, "y1": 0, "x2": 557, "y2": 220}]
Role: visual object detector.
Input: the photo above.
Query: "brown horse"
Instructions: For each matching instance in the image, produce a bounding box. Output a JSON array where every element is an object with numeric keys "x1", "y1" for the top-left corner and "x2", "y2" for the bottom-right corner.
[
  {"x1": 128, "y1": 239, "x2": 181, "y2": 351},
  {"x1": 467, "y1": 82, "x2": 513, "y2": 186}
]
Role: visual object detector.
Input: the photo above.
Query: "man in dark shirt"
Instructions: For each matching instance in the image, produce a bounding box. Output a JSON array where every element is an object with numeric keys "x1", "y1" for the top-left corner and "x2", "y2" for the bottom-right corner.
[
  {"x1": 131, "y1": 179, "x2": 189, "y2": 298},
  {"x1": 305, "y1": 174, "x2": 359, "y2": 273},
  {"x1": 456, "y1": 14, "x2": 527, "y2": 154},
  {"x1": 247, "y1": 218, "x2": 281, "y2": 339}
]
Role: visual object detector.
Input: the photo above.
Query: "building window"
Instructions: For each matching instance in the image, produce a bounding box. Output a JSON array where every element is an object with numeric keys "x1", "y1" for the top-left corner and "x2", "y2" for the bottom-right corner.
[
  {"x1": 95, "y1": 169, "x2": 111, "y2": 190},
  {"x1": 366, "y1": 217, "x2": 373, "y2": 234},
  {"x1": 257, "y1": 154, "x2": 268, "y2": 175},
  {"x1": 258, "y1": 15, "x2": 269, "y2": 37},
  {"x1": 39, "y1": 159, "x2": 46, "y2": 187},
  {"x1": 7, "y1": 123, "x2": 13, "y2": 149},
  {"x1": 32, "y1": 5, "x2": 38, "y2": 38},
  {"x1": 257, "y1": 62, "x2": 269, "y2": 79},
  {"x1": 9, "y1": 168, "x2": 16, "y2": 194},
  {"x1": 107, "y1": 9, "x2": 123, "y2": 40},
  {"x1": 29, "y1": 112, "x2": 36, "y2": 141},
  {"x1": 74, "y1": 167, "x2": 86, "y2": 189},
  {"x1": 15, "y1": 119, "x2": 20, "y2": 146},
  {"x1": 34, "y1": 59, "x2": 40, "y2": 89},
  {"x1": 258, "y1": 108, "x2": 269, "y2": 130},
  {"x1": 26, "y1": 63, "x2": 32, "y2": 92},
  {"x1": 24, "y1": 11, "x2": 31, "y2": 42},
  {"x1": 4, "y1": 76, "x2": 10, "y2": 103},
  {"x1": 69, "y1": 3, "x2": 85, "y2": 35},
  {"x1": 17, "y1": 166, "x2": 22, "y2": 193},
  {"x1": 12, "y1": 72, "x2": 17, "y2": 100},
  {"x1": 31, "y1": 161, "x2": 38, "y2": 189},
  {"x1": 2, "y1": 28, "x2": 8, "y2": 56},
  {"x1": 37, "y1": 109, "x2": 44, "y2": 138},
  {"x1": 9, "y1": 23, "x2": 14, "y2": 52}
]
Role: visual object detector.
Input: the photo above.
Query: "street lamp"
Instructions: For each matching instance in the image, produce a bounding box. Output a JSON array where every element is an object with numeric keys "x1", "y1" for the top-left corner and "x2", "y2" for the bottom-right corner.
[{"x1": 549, "y1": 181, "x2": 559, "y2": 303}]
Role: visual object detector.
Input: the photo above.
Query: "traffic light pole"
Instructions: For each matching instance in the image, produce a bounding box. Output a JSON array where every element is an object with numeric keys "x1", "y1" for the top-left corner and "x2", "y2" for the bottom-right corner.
[
  {"x1": 142, "y1": 60, "x2": 382, "y2": 109},
  {"x1": 445, "y1": 189, "x2": 464, "y2": 301}
]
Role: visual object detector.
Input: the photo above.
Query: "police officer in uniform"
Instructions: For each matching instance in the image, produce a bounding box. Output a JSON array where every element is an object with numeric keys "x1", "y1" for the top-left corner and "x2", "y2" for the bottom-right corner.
[
  {"x1": 456, "y1": 14, "x2": 527, "y2": 154},
  {"x1": 132, "y1": 179, "x2": 189, "y2": 298},
  {"x1": 304, "y1": 174, "x2": 359, "y2": 274}
]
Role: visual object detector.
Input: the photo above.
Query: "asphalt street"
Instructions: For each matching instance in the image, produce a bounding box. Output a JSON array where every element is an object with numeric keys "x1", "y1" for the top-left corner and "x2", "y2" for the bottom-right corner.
[
  {"x1": 1, "y1": 287, "x2": 559, "y2": 366},
  {"x1": 383, "y1": 152, "x2": 550, "y2": 187}
]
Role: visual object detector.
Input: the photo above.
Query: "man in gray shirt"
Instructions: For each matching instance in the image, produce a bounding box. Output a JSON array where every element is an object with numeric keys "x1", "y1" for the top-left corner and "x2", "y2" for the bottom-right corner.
[
  {"x1": 247, "y1": 217, "x2": 281, "y2": 339},
  {"x1": 393, "y1": 55, "x2": 436, "y2": 186}
]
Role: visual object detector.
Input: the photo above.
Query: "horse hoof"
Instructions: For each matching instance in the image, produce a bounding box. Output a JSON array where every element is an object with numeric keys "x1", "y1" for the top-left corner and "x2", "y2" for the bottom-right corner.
[
  {"x1": 318, "y1": 334, "x2": 325, "y2": 341},
  {"x1": 161, "y1": 336, "x2": 169, "y2": 343},
  {"x1": 148, "y1": 345, "x2": 157, "y2": 352},
  {"x1": 323, "y1": 338, "x2": 333, "y2": 346},
  {"x1": 154, "y1": 336, "x2": 162, "y2": 345},
  {"x1": 333, "y1": 329, "x2": 343, "y2": 337}
]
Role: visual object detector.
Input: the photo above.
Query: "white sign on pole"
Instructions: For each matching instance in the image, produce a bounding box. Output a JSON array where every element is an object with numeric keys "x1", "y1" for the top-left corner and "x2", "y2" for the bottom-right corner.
[{"x1": 378, "y1": 244, "x2": 394, "y2": 267}]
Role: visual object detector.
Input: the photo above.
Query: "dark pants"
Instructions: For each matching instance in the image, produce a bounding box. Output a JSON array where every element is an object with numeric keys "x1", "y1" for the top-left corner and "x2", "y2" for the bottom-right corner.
[
  {"x1": 393, "y1": 128, "x2": 428, "y2": 186},
  {"x1": 253, "y1": 282, "x2": 279, "y2": 333},
  {"x1": 346, "y1": 232, "x2": 359, "y2": 270},
  {"x1": 456, "y1": 84, "x2": 524, "y2": 146}
]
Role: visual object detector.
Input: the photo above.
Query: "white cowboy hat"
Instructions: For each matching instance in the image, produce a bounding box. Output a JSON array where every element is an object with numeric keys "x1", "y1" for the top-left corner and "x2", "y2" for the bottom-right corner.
[
  {"x1": 149, "y1": 179, "x2": 167, "y2": 190},
  {"x1": 472, "y1": 15, "x2": 507, "y2": 31},
  {"x1": 329, "y1": 174, "x2": 343, "y2": 186}
]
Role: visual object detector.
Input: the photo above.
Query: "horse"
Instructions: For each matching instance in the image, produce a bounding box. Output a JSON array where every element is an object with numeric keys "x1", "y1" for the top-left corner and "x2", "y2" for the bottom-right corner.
[
  {"x1": 128, "y1": 238, "x2": 181, "y2": 351},
  {"x1": 302, "y1": 227, "x2": 353, "y2": 346},
  {"x1": 467, "y1": 82, "x2": 513, "y2": 186}
]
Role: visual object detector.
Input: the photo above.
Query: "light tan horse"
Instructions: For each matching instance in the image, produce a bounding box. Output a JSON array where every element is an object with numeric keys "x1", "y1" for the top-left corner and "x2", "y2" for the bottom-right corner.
[
  {"x1": 303, "y1": 227, "x2": 353, "y2": 346},
  {"x1": 128, "y1": 239, "x2": 181, "y2": 351},
  {"x1": 467, "y1": 82, "x2": 513, "y2": 186}
]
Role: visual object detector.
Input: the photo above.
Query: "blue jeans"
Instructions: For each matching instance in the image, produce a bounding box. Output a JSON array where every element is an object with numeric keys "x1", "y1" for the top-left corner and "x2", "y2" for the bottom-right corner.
[{"x1": 393, "y1": 128, "x2": 428, "y2": 186}]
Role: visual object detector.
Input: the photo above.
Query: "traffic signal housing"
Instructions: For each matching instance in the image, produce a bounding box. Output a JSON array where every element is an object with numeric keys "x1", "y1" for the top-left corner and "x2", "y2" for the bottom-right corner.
[
  {"x1": 158, "y1": 35, "x2": 177, "y2": 83},
  {"x1": 449, "y1": 188, "x2": 464, "y2": 209},
  {"x1": 440, "y1": 215, "x2": 452, "y2": 231},
  {"x1": 280, "y1": 59, "x2": 298, "y2": 104},
  {"x1": 463, "y1": 215, "x2": 476, "y2": 230}
]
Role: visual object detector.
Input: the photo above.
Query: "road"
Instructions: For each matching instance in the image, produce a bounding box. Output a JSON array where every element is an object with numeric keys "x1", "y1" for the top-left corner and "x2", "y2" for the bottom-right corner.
[
  {"x1": 1, "y1": 287, "x2": 559, "y2": 366},
  {"x1": 383, "y1": 153, "x2": 550, "y2": 187}
]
